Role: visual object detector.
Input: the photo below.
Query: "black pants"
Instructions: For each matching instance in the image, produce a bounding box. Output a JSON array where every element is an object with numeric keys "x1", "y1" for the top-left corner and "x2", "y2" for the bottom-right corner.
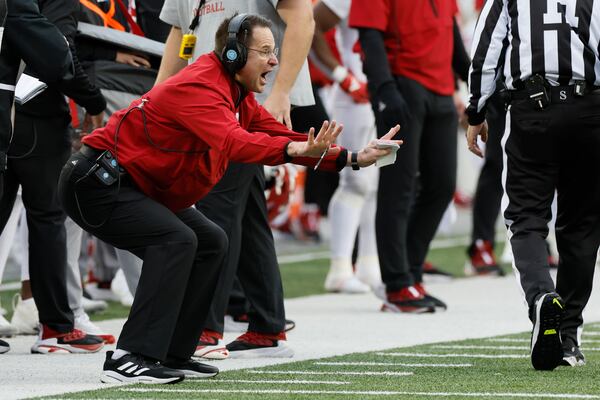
[
  {"x1": 373, "y1": 76, "x2": 457, "y2": 291},
  {"x1": 196, "y1": 163, "x2": 285, "y2": 334},
  {"x1": 503, "y1": 92, "x2": 600, "y2": 343},
  {"x1": 0, "y1": 114, "x2": 72, "y2": 332},
  {"x1": 58, "y1": 151, "x2": 227, "y2": 361},
  {"x1": 291, "y1": 83, "x2": 338, "y2": 216},
  {"x1": 471, "y1": 93, "x2": 505, "y2": 246}
]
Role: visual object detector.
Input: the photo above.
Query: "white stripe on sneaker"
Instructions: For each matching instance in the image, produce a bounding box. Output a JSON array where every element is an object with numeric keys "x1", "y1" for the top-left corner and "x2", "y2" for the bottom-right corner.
[
  {"x1": 125, "y1": 365, "x2": 140, "y2": 374},
  {"x1": 117, "y1": 362, "x2": 134, "y2": 371},
  {"x1": 133, "y1": 368, "x2": 150, "y2": 376}
]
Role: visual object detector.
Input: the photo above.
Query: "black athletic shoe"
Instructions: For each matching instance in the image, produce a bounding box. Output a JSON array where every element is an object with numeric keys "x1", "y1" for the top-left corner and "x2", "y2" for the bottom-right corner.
[
  {"x1": 530, "y1": 292, "x2": 565, "y2": 371},
  {"x1": 163, "y1": 358, "x2": 219, "y2": 378},
  {"x1": 415, "y1": 283, "x2": 448, "y2": 311},
  {"x1": 560, "y1": 338, "x2": 586, "y2": 367},
  {"x1": 101, "y1": 351, "x2": 185, "y2": 384},
  {"x1": 0, "y1": 339, "x2": 9, "y2": 354}
]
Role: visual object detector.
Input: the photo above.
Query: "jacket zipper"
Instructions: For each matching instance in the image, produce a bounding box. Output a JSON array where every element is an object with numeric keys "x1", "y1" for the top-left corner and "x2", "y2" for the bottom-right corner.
[{"x1": 429, "y1": 0, "x2": 439, "y2": 17}]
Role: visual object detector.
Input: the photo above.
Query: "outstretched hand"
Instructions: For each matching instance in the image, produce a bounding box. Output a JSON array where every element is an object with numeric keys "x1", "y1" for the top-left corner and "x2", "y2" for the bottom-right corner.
[
  {"x1": 356, "y1": 124, "x2": 403, "y2": 167},
  {"x1": 287, "y1": 120, "x2": 343, "y2": 158}
]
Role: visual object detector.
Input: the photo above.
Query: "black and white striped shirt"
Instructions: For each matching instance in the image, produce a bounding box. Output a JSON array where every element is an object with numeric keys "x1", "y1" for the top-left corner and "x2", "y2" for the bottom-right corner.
[{"x1": 467, "y1": 0, "x2": 600, "y2": 124}]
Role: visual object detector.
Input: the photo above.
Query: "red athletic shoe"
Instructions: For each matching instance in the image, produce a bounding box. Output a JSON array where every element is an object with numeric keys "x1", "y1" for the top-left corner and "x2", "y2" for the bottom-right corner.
[
  {"x1": 30, "y1": 325, "x2": 104, "y2": 354},
  {"x1": 381, "y1": 286, "x2": 435, "y2": 313},
  {"x1": 466, "y1": 239, "x2": 505, "y2": 276},
  {"x1": 194, "y1": 329, "x2": 228, "y2": 360},
  {"x1": 226, "y1": 331, "x2": 293, "y2": 358},
  {"x1": 414, "y1": 282, "x2": 447, "y2": 311}
]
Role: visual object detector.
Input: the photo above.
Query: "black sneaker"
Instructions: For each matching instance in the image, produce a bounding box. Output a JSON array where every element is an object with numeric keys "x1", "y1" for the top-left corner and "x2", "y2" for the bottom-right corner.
[
  {"x1": 101, "y1": 351, "x2": 185, "y2": 384},
  {"x1": 163, "y1": 358, "x2": 219, "y2": 378},
  {"x1": 0, "y1": 339, "x2": 9, "y2": 354},
  {"x1": 560, "y1": 338, "x2": 586, "y2": 367},
  {"x1": 530, "y1": 292, "x2": 565, "y2": 371}
]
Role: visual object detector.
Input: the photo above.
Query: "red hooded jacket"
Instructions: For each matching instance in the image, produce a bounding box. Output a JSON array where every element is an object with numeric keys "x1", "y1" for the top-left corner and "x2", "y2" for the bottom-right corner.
[{"x1": 83, "y1": 52, "x2": 345, "y2": 211}]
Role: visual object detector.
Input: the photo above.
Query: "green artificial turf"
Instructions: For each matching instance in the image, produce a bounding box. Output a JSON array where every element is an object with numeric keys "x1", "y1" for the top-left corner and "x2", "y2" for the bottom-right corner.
[{"x1": 40, "y1": 325, "x2": 600, "y2": 400}]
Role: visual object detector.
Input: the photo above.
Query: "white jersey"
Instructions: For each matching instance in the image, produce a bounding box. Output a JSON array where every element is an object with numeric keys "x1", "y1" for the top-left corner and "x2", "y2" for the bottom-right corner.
[
  {"x1": 322, "y1": 0, "x2": 365, "y2": 81},
  {"x1": 160, "y1": 0, "x2": 314, "y2": 106}
]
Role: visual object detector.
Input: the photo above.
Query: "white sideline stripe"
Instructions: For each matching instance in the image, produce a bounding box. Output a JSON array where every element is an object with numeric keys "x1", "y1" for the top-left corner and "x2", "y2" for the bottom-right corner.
[
  {"x1": 119, "y1": 388, "x2": 600, "y2": 398},
  {"x1": 247, "y1": 370, "x2": 413, "y2": 377},
  {"x1": 488, "y1": 338, "x2": 600, "y2": 345},
  {"x1": 276, "y1": 236, "x2": 471, "y2": 264},
  {"x1": 432, "y1": 345, "x2": 528, "y2": 350},
  {"x1": 377, "y1": 352, "x2": 527, "y2": 359},
  {"x1": 315, "y1": 361, "x2": 472, "y2": 368},
  {"x1": 194, "y1": 379, "x2": 351, "y2": 385},
  {"x1": 584, "y1": 331, "x2": 600, "y2": 336}
]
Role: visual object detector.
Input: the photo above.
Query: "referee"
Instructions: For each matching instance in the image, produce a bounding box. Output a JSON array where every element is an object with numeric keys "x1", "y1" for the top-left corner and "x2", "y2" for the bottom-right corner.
[{"x1": 467, "y1": 0, "x2": 600, "y2": 371}]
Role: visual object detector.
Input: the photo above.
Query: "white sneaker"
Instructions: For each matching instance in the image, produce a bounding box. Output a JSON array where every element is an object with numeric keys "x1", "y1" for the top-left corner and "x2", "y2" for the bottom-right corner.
[
  {"x1": 74, "y1": 313, "x2": 115, "y2": 344},
  {"x1": 324, "y1": 274, "x2": 370, "y2": 294},
  {"x1": 81, "y1": 297, "x2": 108, "y2": 314},
  {"x1": 85, "y1": 283, "x2": 120, "y2": 302},
  {"x1": 0, "y1": 314, "x2": 17, "y2": 337},
  {"x1": 10, "y1": 295, "x2": 39, "y2": 335},
  {"x1": 110, "y1": 269, "x2": 134, "y2": 307}
]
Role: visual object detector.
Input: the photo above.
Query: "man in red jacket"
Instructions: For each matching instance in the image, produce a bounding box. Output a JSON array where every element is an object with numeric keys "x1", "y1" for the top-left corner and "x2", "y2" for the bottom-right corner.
[{"x1": 58, "y1": 13, "x2": 400, "y2": 384}]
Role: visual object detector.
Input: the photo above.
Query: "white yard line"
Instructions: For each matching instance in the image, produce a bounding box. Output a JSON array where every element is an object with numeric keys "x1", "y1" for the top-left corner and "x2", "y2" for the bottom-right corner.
[
  {"x1": 119, "y1": 388, "x2": 600, "y2": 398},
  {"x1": 432, "y1": 345, "x2": 528, "y2": 350},
  {"x1": 486, "y1": 338, "x2": 529, "y2": 343},
  {"x1": 195, "y1": 379, "x2": 351, "y2": 385},
  {"x1": 247, "y1": 370, "x2": 413, "y2": 377},
  {"x1": 314, "y1": 361, "x2": 472, "y2": 368},
  {"x1": 377, "y1": 352, "x2": 528, "y2": 359}
]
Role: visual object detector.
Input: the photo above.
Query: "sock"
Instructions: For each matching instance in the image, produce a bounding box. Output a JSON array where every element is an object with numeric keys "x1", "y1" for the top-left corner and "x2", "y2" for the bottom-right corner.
[{"x1": 112, "y1": 348, "x2": 131, "y2": 360}]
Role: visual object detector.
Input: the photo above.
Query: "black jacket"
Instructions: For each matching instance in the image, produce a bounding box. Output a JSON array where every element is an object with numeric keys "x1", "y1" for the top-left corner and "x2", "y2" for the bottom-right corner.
[
  {"x1": 0, "y1": 0, "x2": 73, "y2": 173},
  {"x1": 16, "y1": 0, "x2": 106, "y2": 119}
]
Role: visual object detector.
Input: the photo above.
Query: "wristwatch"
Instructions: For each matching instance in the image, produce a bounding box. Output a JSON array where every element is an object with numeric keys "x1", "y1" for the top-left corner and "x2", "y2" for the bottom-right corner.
[{"x1": 351, "y1": 151, "x2": 360, "y2": 170}]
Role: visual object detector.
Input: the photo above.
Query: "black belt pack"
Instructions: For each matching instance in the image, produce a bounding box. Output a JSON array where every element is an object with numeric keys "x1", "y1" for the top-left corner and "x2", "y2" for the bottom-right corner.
[{"x1": 80, "y1": 145, "x2": 122, "y2": 186}]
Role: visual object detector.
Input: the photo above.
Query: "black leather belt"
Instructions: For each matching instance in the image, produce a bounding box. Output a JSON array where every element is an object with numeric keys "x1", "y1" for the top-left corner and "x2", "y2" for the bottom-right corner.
[
  {"x1": 509, "y1": 85, "x2": 600, "y2": 101},
  {"x1": 80, "y1": 144, "x2": 105, "y2": 160}
]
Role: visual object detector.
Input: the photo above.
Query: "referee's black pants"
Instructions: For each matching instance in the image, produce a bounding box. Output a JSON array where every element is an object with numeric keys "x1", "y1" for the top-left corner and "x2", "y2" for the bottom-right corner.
[
  {"x1": 58, "y1": 150, "x2": 227, "y2": 361},
  {"x1": 503, "y1": 93, "x2": 600, "y2": 343},
  {"x1": 372, "y1": 76, "x2": 457, "y2": 291},
  {"x1": 0, "y1": 114, "x2": 73, "y2": 333},
  {"x1": 196, "y1": 163, "x2": 285, "y2": 335}
]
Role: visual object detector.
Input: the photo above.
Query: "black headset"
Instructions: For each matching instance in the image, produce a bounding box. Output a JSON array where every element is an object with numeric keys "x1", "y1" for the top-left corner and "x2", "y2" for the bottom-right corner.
[{"x1": 221, "y1": 13, "x2": 250, "y2": 74}]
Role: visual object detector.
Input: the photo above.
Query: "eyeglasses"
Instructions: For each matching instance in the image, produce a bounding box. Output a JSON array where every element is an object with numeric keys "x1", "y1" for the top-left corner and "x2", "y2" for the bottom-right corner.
[{"x1": 247, "y1": 47, "x2": 279, "y2": 59}]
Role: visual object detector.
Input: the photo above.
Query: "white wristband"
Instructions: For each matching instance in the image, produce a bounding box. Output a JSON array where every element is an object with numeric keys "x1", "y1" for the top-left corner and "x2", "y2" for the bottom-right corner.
[{"x1": 332, "y1": 66, "x2": 348, "y2": 83}]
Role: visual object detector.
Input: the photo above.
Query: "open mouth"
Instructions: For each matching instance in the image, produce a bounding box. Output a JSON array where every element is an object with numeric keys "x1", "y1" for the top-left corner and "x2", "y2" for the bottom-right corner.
[{"x1": 260, "y1": 70, "x2": 271, "y2": 83}]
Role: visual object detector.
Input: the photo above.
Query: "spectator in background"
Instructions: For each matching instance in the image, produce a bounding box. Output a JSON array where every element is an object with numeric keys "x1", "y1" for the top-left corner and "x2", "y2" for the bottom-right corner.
[
  {"x1": 0, "y1": 0, "x2": 106, "y2": 354},
  {"x1": 310, "y1": 0, "x2": 381, "y2": 293},
  {"x1": 349, "y1": 0, "x2": 469, "y2": 313}
]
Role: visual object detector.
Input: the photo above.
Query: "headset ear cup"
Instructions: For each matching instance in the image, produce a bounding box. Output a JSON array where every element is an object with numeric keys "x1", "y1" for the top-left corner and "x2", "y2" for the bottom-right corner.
[{"x1": 236, "y1": 42, "x2": 247, "y2": 71}]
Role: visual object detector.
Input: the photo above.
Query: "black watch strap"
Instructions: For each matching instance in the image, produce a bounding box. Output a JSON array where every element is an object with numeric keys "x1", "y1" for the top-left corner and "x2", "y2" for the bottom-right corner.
[{"x1": 351, "y1": 151, "x2": 360, "y2": 170}]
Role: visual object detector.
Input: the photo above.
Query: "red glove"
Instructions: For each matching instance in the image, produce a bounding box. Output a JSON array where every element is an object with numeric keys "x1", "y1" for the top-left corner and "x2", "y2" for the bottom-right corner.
[{"x1": 333, "y1": 66, "x2": 369, "y2": 104}]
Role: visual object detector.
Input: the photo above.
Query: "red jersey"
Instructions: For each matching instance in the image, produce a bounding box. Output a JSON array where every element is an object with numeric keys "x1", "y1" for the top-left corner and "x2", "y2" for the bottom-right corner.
[
  {"x1": 349, "y1": 0, "x2": 458, "y2": 96},
  {"x1": 83, "y1": 52, "x2": 343, "y2": 211}
]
